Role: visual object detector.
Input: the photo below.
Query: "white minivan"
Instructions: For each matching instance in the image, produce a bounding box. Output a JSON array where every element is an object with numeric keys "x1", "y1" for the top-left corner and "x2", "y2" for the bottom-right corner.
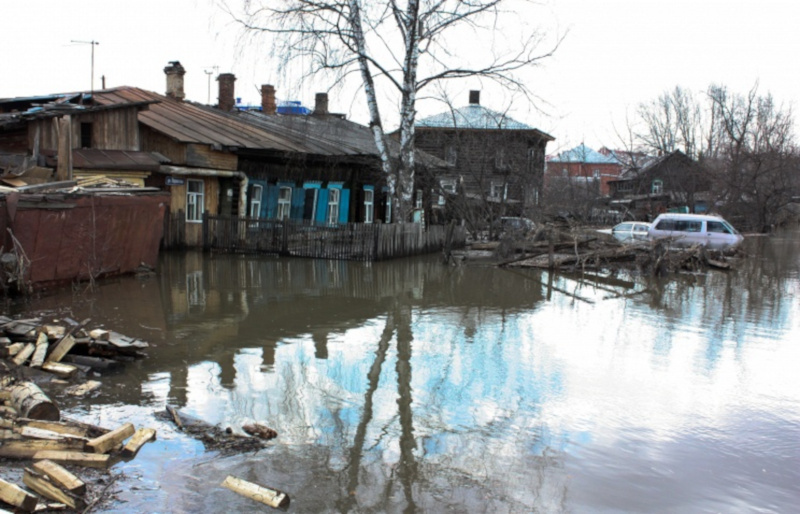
[{"x1": 647, "y1": 213, "x2": 743, "y2": 250}]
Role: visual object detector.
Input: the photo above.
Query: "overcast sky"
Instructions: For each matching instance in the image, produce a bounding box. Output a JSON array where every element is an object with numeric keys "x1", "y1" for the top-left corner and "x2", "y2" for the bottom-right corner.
[{"x1": 2, "y1": 0, "x2": 797, "y2": 153}]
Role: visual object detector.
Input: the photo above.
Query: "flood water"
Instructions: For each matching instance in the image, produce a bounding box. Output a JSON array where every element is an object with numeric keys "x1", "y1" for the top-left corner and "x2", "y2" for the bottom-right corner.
[{"x1": 7, "y1": 230, "x2": 800, "y2": 513}]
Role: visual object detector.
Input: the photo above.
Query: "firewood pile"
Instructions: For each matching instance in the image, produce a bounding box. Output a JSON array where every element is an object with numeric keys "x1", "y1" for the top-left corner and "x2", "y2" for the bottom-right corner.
[{"x1": 0, "y1": 315, "x2": 283, "y2": 512}]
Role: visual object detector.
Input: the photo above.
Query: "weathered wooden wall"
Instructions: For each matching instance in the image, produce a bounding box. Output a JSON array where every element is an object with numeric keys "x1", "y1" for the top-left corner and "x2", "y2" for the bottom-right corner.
[{"x1": 29, "y1": 108, "x2": 141, "y2": 152}]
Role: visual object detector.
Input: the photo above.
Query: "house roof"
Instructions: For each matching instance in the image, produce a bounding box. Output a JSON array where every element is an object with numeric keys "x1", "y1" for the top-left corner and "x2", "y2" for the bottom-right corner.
[
  {"x1": 69, "y1": 149, "x2": 165, "y2": 172},
  {"x1": 92, "y1": 87, "x2": 311, "y2": 152},
  {"x1": 611, "y1": 150, "x2": 694, "y2": 182},
  {"x1": 416, "y1": 103, "x2": 554, "y2": 140},
  {"x1": 548, "y1": 144, "x2": 618, "y2": 164}
]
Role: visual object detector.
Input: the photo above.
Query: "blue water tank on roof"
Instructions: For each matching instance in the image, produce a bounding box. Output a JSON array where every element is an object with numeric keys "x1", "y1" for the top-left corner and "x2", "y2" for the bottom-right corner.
[{"x1": 277, "y1": 101, "x2": 310, "y2": 115}]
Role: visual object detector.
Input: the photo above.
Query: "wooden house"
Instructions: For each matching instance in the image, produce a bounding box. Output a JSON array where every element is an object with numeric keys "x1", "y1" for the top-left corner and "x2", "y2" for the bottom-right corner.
[
  {"x1": 414, "y1": 90, "x2": 554, "y2": 223},
  {"x1": 607, "y1": 150, "x2": 709, "y2": 218}
]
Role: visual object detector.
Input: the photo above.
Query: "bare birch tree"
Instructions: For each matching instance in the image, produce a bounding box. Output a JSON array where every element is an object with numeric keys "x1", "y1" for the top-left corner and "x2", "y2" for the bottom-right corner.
[{"x1": 226, "y1": 0, "x2": 558, "y2": 222}]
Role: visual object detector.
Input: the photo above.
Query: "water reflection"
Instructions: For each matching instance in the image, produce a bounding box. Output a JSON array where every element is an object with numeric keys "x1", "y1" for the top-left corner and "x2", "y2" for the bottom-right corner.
[{"x1": 9, "y1": 230, "x2": 800, "y2": 513}]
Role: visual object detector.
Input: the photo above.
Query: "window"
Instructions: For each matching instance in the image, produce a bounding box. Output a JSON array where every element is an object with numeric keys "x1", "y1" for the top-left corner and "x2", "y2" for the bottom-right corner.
[
  {"x1": 277, "y1": 186, "x2": 292, "y2": 219},
  {"x1": 562, "y1": 168, "x2": 569, "y2": 178},
  {"x1": 364, "y1": 189, "x2": 374, "y2": 223},
  {"x1": 327, "y1": 188, "x2": 340, "y2": 224},
  {"x1": 385, "y1": 195, "x2": 392, "y2": 224},
  {"x1": 186, "y1": 179, "x2": 204, "y2": 222},
  {"x1": 80, "y1": 122, "x2": 93, "y2": 148},
  {"x1": 445, "y1": 145, "x2": 457, "y2": 166},
  {"x1": 593, "y1": 169, "x2": 600, "y2": 180},
  {"x1": 415, "y1": 189, "x2": 423, "y2": 209},
  {"x1": 250, "y1": 185, "x2": 263, "y2": 218},
  {"x1": 439, "y1": 179, "x2": 456, "y2": 205},
  {"x1": 707, "y1": 221, "x2": 733, "y2": 234},
  {"x1": 490, "y1": 182, "x2": 508, "y2": 200},
  {"x1": 652, "y1": 179, "x2": 663, "y2": 194},
  {"x1": 495, "y1": 148, "x2": 507, "y2": 169}
]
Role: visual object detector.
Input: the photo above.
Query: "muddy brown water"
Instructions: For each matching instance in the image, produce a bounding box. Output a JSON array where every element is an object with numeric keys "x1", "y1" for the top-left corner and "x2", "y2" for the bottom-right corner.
[{"x1": 5, "y1": 229, "x2": 800, "y2": 513}]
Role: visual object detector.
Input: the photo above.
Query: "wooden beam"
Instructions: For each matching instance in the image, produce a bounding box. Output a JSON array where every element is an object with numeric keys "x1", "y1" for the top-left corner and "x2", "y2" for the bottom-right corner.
[
  {"x1": 32, "y1": 459, "x2": 86, "y2": 496},
  {"x1": 40, "y1": 362, "x2": 78, "y2": 378},
  {"x1": 9, "y1": 382, "x2": 59, "y2": 421},
  {"x1": 29, "y1": 332, "x2": 49, "y2": 368},
  {"x1": 221, "y1": 476, "x2": 290, "y2": 509},
  {"x1": 32, "y1": 451, "x2": 110, "y2": 469},
  {"x1": 23, "y1": 468, "x2": 84, "y2": 510},
  {"x1": 11, "y1": 343, "x2": 35, "y2": 366},
  {"x1": 13, "y1": 419, "x2": 88, "y2": 438},
  {"x1": 86, "y1": 422, "x2": 134, "y2": 454},
  {"x1": 0, "y1": 477, "x2": 38, "y2": 512},
  {"x1": 0, "y1": 439, "x2": 84, "y2": 459},
  {"x1": 46, "y1": 335, "x2": 76, "y2": 364},
  {"x1": 121, "y1": 427, "x2": 156, "y2": 458}
]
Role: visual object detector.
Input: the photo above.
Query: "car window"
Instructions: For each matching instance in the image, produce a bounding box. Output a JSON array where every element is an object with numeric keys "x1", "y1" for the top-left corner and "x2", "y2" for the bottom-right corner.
[
  {"x1": 633, "y1": 224, "x2": 648, "y2": 233},
  {"x1": 707, "y1": 221, "x2": 732, "y2": 234},
  {"x1": 674, "y1": 220, "x2": 702, "y2": 232},
  {"x1": 655, "y1": 219, "x2": 676, "y2": 231},
  {"x1": 615, "y1": 223, "x2": 632, "y2": 231}
]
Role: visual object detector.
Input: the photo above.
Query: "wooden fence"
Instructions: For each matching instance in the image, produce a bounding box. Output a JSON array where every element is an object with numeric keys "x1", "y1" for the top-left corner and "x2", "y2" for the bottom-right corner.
[{"x1": 202, "y1": 215, "x2": 465, "y2": 261}]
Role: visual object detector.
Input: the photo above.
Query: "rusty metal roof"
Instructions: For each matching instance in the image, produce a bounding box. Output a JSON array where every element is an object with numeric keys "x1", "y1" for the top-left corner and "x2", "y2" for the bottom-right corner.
[{"x1": 92, "y1": 87, "x2": 307, "y2": 152}]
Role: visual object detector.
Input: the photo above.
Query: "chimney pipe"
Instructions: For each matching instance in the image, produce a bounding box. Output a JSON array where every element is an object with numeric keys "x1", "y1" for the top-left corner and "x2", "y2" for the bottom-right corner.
[
  {"x1": 217, "y1": 73, "x2": 236, "y2": 111},
  {"x1": 261, "y1": 84, "x2": 276, "y2": 115},
  {"x1": 164, "y1": 61, "x2": 186, "y2": 101},
  {"x1": 314, "y1": 93, "x2": 329, "y2": 116},
  {"x1": 469, "y1": 90, "x2": 480, "y2": 105}
]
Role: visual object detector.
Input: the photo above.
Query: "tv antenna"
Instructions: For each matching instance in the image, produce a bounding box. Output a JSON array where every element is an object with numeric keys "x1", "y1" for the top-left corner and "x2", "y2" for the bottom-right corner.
[
  {"x1": 204, "y1": 66, "x2": 219, "y2": 104},
  {"x1": 71, "y1": 40, "x2": 100, "y2": 92}
]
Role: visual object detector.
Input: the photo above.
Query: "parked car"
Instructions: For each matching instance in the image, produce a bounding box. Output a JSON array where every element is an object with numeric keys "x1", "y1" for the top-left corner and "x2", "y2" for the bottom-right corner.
[
  {"x1": 491, "y1": 216, "x2": 535, "y2": 237},
  {"x1": 647, "y1": 213, "x2": 743, "y2": 250},
  {"x1": 609, "y1": 221, "x2": 651, "y2": 242}
]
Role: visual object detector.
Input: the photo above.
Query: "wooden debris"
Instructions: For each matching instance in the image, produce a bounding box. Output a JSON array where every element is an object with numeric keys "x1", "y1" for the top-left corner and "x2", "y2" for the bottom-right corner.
[
  {"x1": 121, "y1": 427, "x2": 156, "y2": 458},
  {"x1": 0, "y1": 477, "x2": 38, "y2": 512},
  {"x1": 166, "y1": 405, "x2": 183, "y2": 430},
  {"x1": 29, "y1": 332, "x2": 49, "y2": 368},
  {"x1": 16, "y1": 426, "x2": 86, "y2": 442},
  {"x1": 107, "y1": 331, "x2": 148, "y2": 350},
  {"x1": 23, "y1": 468, "x2": 85, "y2": 510},
  {"x1": 64, "y1": 381, "x2": 101, "y2": 397},
  {"x1": 86, "y1": 422, "x2": 134, "y2": 454},
  {"x1": 6, "y1": 342, "x2": 24, "y2": 357},
  {"x1": 32, "y1": 451, "x2": 110, "y2": 469},
  {"x1": 12, "y1": 343, "x2": 35, "y2": 366},
  {"x1": 45, "y1": 335, "x2": 76, "y2": 364},
  {"x1": 9, "y1": 382, "x2": 59, "y2": 421},
  {"x1": 14, "y1": 419, "x2": 89, "y2": 438},
  {"x1": 221, "y1": 475, "x2": 290, "y2": 509},
  {"x1": 62, "y1": 354, "x2": 123, "y2": 373},
  {"x1": 32, "y1": 459, "x2": 86, "y2": 495},
  {"x1": 0, "y1": 439, "x2": 84, "y2": 459},
  {"x1": 40, "y1": 362, "x2": 78, "y2": 378},
  {"x1": 88, "y1": 329, "x2": 109, "y2": 341},
  {"x1": 242, "y1": 423, "x2": 278, "y2": 440},
  {"x1": 43, "y1": 326, "x2": 65, "y2": 340}
]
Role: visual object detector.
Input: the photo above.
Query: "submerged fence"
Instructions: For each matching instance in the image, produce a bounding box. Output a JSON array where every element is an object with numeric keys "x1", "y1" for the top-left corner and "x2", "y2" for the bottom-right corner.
[{"x1": 203, "y1": 215, "x2": 466, "y2": 261}]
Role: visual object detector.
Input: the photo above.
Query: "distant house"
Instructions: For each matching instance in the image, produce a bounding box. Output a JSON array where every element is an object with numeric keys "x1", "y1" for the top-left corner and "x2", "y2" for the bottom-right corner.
[
  {"x1": 414, "y1": 90, "x2": 554, "y2": 223},
  {"x1": 545, "y1": 144, "x2": 622, "y2": 196},
  {"x1": 608, "y1": 150, "x2": 709, "y2": 218}
]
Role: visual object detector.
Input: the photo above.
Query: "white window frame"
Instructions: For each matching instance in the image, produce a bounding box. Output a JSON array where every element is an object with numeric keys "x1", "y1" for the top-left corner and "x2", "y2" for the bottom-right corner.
[
  {"x1": 439, "y1": 179, "x2": 456, "y2": 205},
  {"x1": 385, "y1": 195, "x2": 392, "y2": 224},
  {"x1": 490, "y1": 181, "x2": 508, "y2": 200},
  {"x1": 652, "y1": 179, "x2": 664, "y2": 194},
  {"x1": 277, "y1": 186, "x2": 292, "y2": 220},
  {"x1": 415, "y1": 189, "x2": 423, "y2": 209},
  {"x1": 327, "y1": 187, "x2": 340, "y2": 224},
  {"x1": 250, "y1": 184, "x2": 263, "y2": 218},
  {"x1": 593, "y1": 169, "x2": 600, "y2": 180},
  {"x1": 363, "y1": 189, "x2": 374, "y2": 223},
  {"x1": 186, "y1": 179, "x2": 204, "y2": 223}
]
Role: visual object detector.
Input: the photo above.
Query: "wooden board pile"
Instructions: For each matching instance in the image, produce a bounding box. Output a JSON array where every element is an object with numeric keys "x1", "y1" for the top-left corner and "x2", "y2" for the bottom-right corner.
[
  {"x1": 0, "y1": 381, "x2": 157, "y2": 512},
  {"x1": 0, "y1": 316, "x2": 148, "y2": 382}
]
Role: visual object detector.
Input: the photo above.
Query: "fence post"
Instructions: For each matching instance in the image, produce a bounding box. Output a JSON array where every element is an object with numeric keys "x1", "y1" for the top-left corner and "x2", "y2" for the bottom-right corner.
[{"x1": 202, "y1": 210, "x2": 209, "y2": 250}]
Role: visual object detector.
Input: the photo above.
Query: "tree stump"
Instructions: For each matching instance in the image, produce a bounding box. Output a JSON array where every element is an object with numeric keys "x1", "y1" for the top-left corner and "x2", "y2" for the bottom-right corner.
[{"x1": 10, "y1": 382, "x2": 60, "y2": 421}]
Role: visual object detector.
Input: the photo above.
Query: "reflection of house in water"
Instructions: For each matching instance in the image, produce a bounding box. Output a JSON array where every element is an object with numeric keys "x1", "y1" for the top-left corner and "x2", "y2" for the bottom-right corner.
[{"x1": 147, "y1": 253, "x2": 545, "y2": 404}]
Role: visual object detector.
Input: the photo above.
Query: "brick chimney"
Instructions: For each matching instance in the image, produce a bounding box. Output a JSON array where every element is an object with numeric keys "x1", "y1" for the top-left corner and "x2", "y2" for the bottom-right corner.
[
  {"x1": 469, "y1": 90, "x2": 480, "y2": 105},
  {"x1": 164, "y1": 61, "x2": 186, "y2": 101},
  {"x1": 217, "y1": 73, "x2": 236, "y2": 111},
  {"x1": 261, "y1": 84, "x2": 276, "y2": 115},
  {"x1": 314, "y1": 93, "x2": 329, "y2": 116}
]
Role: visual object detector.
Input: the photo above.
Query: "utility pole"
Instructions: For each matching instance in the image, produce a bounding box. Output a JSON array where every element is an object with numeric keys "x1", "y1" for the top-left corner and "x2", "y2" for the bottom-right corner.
[
  {"x1": 204, "y1": 66, "x2": 219, "y2": 104},
  {"x1": 71, "y1": 40, "x2": 100, "y2": 92}
]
